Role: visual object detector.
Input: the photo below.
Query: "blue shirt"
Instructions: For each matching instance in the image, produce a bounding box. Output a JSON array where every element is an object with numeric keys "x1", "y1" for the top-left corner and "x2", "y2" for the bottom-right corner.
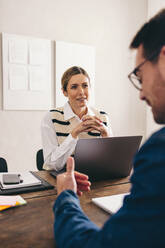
[{"x1": 54, "y1": 127, "x2": 165, "y2": 248}]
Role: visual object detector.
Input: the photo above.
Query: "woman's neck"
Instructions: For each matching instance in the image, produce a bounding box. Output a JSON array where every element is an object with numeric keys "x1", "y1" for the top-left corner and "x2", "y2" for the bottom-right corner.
[{"x1": 71, "y1": 105, "x2": 88, "y2": 119}]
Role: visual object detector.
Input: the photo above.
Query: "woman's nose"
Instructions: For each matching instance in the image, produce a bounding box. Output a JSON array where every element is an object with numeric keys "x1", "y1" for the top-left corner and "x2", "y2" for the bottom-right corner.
[{"x1": 78, "y1": 86, "x2": 84, "y2": 94}]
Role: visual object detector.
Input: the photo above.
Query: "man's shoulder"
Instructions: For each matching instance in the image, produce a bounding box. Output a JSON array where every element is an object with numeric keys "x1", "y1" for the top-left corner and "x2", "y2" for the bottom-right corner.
[
  {"x1": 131, "y1": 127, "x2": 165, "y2": 189},
  {"x1": 144, "y1": 127, "x2": 165, "y2": 147},
  {"x1": 149, "y1": 126, "x2": 165, "y2": 139},
  {"x1": 134, "y1": 127, "x2": 165, "y2": 168}
]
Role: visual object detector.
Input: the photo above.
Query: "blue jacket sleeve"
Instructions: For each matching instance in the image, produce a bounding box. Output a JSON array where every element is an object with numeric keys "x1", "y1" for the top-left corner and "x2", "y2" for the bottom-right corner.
[
  {"x1": 53, "y1": 190, "x2": 101, "y2": 248},
  {"x1": 53, "y1": 128, "x2": 165, "y2": 248}
]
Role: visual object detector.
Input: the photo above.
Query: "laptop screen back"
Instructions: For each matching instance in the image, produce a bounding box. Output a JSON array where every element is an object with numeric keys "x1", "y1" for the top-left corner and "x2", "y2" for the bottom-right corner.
[{"x1": 74, "y1": 136, "x2": 142, "y2": 181}]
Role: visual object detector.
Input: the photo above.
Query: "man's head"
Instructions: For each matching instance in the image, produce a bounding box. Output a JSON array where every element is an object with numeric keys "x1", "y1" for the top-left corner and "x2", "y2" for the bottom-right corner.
[{"x1": 129, "y1": 9, "x2": 165, "y2": 124}]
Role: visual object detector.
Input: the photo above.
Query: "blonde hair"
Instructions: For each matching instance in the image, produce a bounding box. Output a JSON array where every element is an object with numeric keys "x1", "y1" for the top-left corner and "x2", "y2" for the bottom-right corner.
[{"x1": 61, "y1": 66, "x2": 90, "y2": 91}]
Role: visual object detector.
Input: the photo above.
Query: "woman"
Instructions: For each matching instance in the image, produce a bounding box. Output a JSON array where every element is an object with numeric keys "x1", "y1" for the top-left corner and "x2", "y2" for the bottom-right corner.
[{"x1": 41, "y1": 66, "x2": 113, "y2": 171}]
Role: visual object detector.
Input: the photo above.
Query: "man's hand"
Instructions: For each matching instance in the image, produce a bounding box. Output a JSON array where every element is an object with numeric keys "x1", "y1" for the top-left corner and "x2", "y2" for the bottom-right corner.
[
  {"x1": 56, "y1": 157, "x2": 91, "y2": 196},
  {"x1": 74, "y1": 170, "x2": 91, "y2": 196}
]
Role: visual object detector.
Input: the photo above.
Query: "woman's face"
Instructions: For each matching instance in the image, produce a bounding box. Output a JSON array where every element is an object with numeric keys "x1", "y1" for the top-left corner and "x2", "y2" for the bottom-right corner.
[{"x1": 63, "y1": 73, "x2": 90, "y2": 110}]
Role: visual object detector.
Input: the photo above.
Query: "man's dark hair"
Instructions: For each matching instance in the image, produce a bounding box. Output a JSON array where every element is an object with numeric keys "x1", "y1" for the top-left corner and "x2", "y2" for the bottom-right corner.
[{"x1": 130, "y1": 8, "x2": 165, "y2": 62}]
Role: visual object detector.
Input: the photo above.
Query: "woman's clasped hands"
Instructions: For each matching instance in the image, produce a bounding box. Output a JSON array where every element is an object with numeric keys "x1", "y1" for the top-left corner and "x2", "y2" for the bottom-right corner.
[{"x1": 71, "y1": 115, "x2": 109, "y2": 138}]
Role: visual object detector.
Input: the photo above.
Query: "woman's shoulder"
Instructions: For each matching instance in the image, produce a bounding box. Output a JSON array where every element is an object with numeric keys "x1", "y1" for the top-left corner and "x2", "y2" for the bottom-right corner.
[
  {"x1": 90, "y1": 107, "x2": 108, "y2": 116},
  {"x1": 49, "y1": 107, "x2": 65, "y2": 122},
  {"x1": 50, "y1": 106, "x2": 64, "y2": 114}
]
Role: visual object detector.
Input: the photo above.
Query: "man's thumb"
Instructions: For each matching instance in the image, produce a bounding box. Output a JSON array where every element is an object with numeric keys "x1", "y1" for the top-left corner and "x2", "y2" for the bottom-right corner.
[{"x1": 66, "y1": 157, "x2": 75, "y2": 174}]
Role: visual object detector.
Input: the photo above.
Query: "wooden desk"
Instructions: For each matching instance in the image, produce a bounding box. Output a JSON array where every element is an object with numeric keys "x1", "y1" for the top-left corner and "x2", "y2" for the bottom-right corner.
[{"x1": 0, "y1": 171, "x2": 131, "y2": 248}]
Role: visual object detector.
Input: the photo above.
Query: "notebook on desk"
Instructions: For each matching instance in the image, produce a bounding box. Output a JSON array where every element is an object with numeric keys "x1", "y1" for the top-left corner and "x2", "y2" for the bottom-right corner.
[
  {"x1": 74, "y1": 136, "x2": 142, "y2": 181},
  {"x1": 92, "y1": 193, "x2": 128, "y2": 214},
  {"x1": 0, "y1": 172, "x2": 54, "y2": 195},
  {"x1": 0, "y1": 172, "x2": 41, "y2": 190}
]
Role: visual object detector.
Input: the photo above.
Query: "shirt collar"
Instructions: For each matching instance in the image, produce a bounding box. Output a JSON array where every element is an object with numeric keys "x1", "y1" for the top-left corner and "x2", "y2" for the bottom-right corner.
[{"x1": 63, "y1": 101, "x2": 95, "y2": 120}]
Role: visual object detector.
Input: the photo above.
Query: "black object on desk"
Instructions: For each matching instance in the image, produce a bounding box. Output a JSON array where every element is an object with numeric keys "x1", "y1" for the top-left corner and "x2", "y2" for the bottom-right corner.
[
  {"x1": 49, "y1": 168, "x2": 66, "y2": 178},
  {"x1": 2, "y1": 174, "x2": 22, "y2": 184},
  {"x1": 0, "y1": 172, "x2": 54, "y2": 195}
]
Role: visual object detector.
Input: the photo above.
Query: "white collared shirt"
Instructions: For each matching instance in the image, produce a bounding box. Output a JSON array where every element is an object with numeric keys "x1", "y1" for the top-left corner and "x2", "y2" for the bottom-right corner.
[{"x1": 41, "y1": 102, "x2": 112, "y2": 171}]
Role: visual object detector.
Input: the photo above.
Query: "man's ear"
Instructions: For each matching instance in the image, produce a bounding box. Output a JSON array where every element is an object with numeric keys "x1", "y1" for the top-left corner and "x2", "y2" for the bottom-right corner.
[
  {"x1": 158, "y1": 46, "x2": 165, "y2": 77},
  {"x1": 159, "y1": 46, "x2": 165, "y2": 59},
  {"x1": 62, "y1": 88, "x2": 68, "y2": 97}
]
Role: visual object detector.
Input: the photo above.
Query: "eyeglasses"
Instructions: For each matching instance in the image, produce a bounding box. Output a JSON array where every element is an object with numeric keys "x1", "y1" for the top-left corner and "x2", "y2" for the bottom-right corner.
[
  {"x1": 128, "y1": 60, "x2": 147, "y2": 90},
  {"x1": 128, "y1": 51, "x2": 159, "y2": 90}
]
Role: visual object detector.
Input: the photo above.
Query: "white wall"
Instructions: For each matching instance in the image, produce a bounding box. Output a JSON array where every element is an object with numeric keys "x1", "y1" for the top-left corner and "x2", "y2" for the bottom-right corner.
[{"x1": 0, "y1": 0, "x2": 147, "y2": 172}]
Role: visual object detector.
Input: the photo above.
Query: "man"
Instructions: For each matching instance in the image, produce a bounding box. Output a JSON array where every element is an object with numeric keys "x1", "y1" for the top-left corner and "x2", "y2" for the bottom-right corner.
[{"x1": 53, "y1": 9, "x2": 165, "y2": 248}]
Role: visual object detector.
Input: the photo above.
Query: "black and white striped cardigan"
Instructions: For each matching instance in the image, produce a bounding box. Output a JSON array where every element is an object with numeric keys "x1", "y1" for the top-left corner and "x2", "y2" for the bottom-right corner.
[{"x1": 50, "y1": 107, "x2": 110, "y2": 145}]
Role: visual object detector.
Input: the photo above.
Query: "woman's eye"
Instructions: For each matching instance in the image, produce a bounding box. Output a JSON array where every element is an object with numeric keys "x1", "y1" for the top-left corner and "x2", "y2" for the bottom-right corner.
[
  {"x1": 83, "y1": 84, "x2": 88, "y2": 88},
  {"x1": 71, "y1": 85, "x2": 77, "y2": 89}
]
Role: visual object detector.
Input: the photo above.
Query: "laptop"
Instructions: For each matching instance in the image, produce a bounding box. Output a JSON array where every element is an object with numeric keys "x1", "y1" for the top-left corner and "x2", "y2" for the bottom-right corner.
[{"x1": 74, "y1": 136, "x2": 142, "y2": 181}]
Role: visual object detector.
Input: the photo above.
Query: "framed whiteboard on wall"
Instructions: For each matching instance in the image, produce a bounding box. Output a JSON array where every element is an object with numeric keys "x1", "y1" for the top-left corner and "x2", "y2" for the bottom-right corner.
[
  {"x1": 2, "y1": 33, "x2": 52, "y2": 110},
  {"x1": 55, "y1": 41, "x2": 95, "y2": 107}
]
